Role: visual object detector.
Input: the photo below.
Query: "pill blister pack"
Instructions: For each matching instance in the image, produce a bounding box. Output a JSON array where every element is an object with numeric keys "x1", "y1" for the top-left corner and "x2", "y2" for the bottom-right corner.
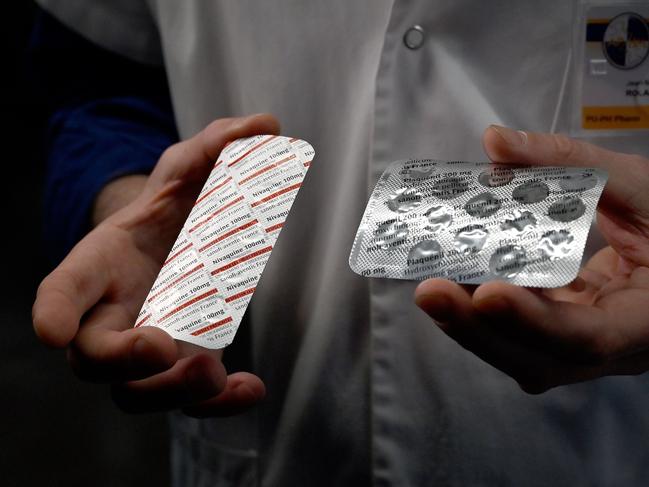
[
  {"x1": 136, "y1": 135, "x2": 314, "y2": 348},
  {"x1": 349, "y1": 160, "x2": 607, "y2": 288}
]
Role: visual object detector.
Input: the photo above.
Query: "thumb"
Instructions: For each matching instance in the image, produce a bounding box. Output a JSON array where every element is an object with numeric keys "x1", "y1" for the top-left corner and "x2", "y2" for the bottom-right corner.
[
  {"x1": 481, "y1": 125, "x2": 648, "y2": 212},
  {"x1": 147, "y1": 113, "x2": 281, "y2": 189}
]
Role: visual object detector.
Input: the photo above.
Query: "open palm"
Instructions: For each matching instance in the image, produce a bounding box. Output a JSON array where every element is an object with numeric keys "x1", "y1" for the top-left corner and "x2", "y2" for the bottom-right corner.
[
  {"x1": 33, "y1": 114, "x2": 279, "y2": 415},
  {"x1": 416, "y1": 126, "x2": 649, "y2": 393}
]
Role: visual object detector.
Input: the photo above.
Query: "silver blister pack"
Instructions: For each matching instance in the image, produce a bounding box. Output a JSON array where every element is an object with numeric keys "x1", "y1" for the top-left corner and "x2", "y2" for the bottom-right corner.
[{"x1": 349, "y1": 160, "x2": 608, "y2": 288}]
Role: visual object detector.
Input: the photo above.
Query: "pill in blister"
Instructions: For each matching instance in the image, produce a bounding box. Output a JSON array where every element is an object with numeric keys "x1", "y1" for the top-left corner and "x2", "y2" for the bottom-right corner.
[
  {"x1": 387, "y1": 187, "x2": 423, "y2": 213},
  {"x1": 349, "y1": 159, "x2": 607, "y2": 288},
  {"x1": 537, "y1": 229, "x2": 575, "y2": 260},
  {"x1": 489, "y1": 245, "x2": 528, "y2": 279},
  {"x1": 454, "y1": 224, "x2": 489, "y2": 254},
  {"x1": 500, "y1": 210, "x2": 537, "y2": 233},
  {"x1": 478, "y1": 166, "x2": 515, "y2": 187},
  {"x1": 423, "y1": 205, "x2": 454, "y2": 233},
  {"x1": 547, "y1": 197, "x2": 586, "y2": 222},
  {"x1": 405, "y1": 240, "x2": 445, "y2": 278},
  {"x1": 464, "y1": 192, "x2": 501, "y2": 218},
  {"x1": 512, "y1": 180, "x2": 550, "y2": 204}
]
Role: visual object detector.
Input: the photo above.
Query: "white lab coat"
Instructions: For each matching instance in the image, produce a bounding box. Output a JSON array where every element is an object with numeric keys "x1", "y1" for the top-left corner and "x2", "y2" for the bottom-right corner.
[{"x1": 37, "y1": 0, "x2": 649, "y2": 485}]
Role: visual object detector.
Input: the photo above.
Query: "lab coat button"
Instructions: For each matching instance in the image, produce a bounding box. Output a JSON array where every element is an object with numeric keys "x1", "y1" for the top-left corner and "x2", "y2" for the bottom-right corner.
[{"x1": 403, "y1": 25, "x2": 425, "y2": 50}]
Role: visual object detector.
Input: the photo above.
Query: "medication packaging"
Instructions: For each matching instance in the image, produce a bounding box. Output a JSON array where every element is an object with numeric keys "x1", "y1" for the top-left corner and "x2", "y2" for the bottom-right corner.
[
  {"x1": 349, "y1": 159, "x2": 607, "y2": 288},
  {"x1": 135, "y1": 135, "x2": 314, "y2": 349}
]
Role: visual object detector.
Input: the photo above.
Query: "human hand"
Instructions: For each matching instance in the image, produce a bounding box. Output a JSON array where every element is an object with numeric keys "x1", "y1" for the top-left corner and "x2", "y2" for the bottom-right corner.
[
  {"x1": 33, "y1": 114, "x2": 279, "y2": 416},
  {"x1": 415, "y1": 126, "x2": 649, "y2": 393}
]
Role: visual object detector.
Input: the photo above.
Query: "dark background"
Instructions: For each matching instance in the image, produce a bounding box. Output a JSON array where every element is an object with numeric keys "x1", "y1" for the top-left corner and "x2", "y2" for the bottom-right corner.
[{"x1": 0, "y1": 3, "x2": 170, "y2": 486}]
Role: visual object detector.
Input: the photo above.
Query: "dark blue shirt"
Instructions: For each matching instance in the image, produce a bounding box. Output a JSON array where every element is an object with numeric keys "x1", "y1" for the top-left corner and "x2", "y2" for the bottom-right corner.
[{"x1": 29, "y1": 10, "x2": 178, "y2": 261}]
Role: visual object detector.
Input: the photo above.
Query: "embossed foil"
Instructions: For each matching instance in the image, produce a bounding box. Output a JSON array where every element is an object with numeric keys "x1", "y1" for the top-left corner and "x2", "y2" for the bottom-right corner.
[
  {"x1": 136, "y1": 135, "x2": 315, "y2": 349},
  {"x1": 349, "y1": 160, "x2": 608, "y2": 288}
]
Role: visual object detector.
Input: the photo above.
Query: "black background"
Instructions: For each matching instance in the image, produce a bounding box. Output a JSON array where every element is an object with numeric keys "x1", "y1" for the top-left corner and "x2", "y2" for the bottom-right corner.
[{"x1": 0, "y1": 3, "x2": 170, "y2": 486}]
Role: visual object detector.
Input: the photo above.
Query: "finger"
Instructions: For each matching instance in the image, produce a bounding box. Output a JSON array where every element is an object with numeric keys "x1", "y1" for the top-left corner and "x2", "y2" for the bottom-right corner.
[
  {"x1": 592, "y1": 267, "x2": 649, "y2": 354},
  {"x1": 541, "y1": 267, "x2": 610, "y2": 305},
  {"x1": 414, "y1": 278, "x2": 527, "y2": 371},
  {"x1": 415, "y1": 279, "x2": 580, "y2": 390},
  {"x1": 542, "y1": 246, "x2": 626, "y2": 304},
  {"x1": 69, "y1": 303, "x2": 177, "y2": 382},
  {"x1": 583, "y1": 245, "x2": 620, "y2": 279},
  {"x1": 596, "y1": 209, "x2": 649, "y2": 269},
  {"x1": 176, "y1": 339, "x2": 224, "y2": 360},
  {"x1": 472, "y1": 281, "x2": 620, "y2": 364},
  {"x1": 111, "y1": 352, "x2": 227, "y2": 413},
  {"x1": 481, "y1": 125, "x2": 648, "y2": 210},
  {"x1": 414, "y1": 279, "x2": 476, "y2": 335},
  {"x1": 148, "y1": 113, "x2": 281, "y2": 189},
  {"x1": 182, "y1": 372, "x2": 266, "y2": 418},
  {"x1": 32, "y1": 234, "x2": 114, "y2": 348}
]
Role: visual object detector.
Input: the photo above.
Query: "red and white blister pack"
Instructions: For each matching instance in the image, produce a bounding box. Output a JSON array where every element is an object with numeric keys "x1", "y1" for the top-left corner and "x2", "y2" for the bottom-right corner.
[{"x1": 135, "y1": 135, "x2": 315, "y2": 348}]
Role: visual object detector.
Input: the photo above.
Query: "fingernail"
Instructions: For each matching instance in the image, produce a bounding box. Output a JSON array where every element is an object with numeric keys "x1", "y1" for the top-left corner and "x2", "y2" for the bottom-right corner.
[
  {"x1": 235, "y1": 382, "x2": 263, "y2": 402},
  {"x1": 491, "y1": 125, "x2": 527, "y2": 146},
  {"x1": 241, "y1": 113, "x2": 266, "y2": 123},
  {"x1": 474, "y1": 295, "x2": 509, "y2": 315},
  {"x1": 415, "y1": 293, "x2": 453, "y2": 322}
]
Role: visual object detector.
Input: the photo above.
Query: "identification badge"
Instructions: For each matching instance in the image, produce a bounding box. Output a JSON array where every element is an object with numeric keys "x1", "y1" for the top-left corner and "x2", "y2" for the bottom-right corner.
[{"x1": 575, "y1": 1, "x2": 649, "y2": 134}]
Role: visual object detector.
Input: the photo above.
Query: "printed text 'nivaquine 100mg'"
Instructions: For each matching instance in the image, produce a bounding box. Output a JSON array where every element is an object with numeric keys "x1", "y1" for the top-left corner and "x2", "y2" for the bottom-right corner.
[{"x1": 135, "y1": 135, "x2": 315, "y2": 349}]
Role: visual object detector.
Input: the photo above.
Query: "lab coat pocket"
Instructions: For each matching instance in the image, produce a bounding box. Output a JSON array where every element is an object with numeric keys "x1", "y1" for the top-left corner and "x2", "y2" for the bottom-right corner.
[{"x1": 171, "y1": 414, "x2": 258, "y2": 487}]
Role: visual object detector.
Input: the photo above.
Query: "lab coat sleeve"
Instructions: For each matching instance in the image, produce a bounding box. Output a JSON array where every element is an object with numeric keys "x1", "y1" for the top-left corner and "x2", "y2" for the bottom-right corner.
[{"x1": 34, "y1": 0, "x2": 163, "y2": 65}]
